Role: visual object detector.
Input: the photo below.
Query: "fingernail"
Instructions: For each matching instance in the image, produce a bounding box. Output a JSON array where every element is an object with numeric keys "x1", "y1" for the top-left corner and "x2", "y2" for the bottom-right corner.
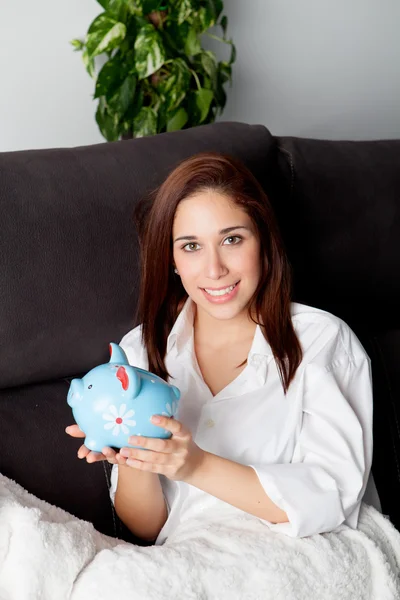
[
  {"x1": 120, "y1": 448, "x2": 130, "y2": 457},
  {"x1": 151, "y1": 415, "x2": 161, "y2": 423}
]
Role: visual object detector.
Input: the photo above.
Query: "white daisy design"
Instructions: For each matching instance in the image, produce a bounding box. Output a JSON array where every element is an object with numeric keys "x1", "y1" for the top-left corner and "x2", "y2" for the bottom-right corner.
[
  {"x1": 162, "y1": 400, "x2": 179, "y2": 419},
  {"x1": 103, "y1": 404, "x2": 136, "y2": 436}
]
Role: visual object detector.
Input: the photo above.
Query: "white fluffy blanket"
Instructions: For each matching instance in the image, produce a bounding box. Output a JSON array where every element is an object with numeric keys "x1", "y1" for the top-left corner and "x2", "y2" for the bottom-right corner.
[{"x1": 0, "y1": 474, "x2": 399, "y2": 600}]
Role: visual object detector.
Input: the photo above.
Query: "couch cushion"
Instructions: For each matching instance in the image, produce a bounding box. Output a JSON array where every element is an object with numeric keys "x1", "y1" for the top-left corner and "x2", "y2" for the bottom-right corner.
[{"x1": 0, "y1": 377, "x2": 139, "y2": 541}]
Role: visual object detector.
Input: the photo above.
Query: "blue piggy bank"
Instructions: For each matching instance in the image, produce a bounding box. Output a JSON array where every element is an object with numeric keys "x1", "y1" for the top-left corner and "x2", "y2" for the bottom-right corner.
[{"x1": 67, "y1": 343, "x2": 180, "y2": 452}]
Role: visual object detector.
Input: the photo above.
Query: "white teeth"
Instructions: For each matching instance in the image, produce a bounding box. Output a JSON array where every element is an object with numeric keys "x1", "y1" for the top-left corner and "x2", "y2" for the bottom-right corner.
[{"x1": 204, "y1": 283, "x2": 237, "y2": 296}]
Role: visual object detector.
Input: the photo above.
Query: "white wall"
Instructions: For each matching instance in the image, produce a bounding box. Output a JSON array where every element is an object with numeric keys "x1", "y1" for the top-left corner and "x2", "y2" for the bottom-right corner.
[
  {"x1": 219, "y1": 0, "x2": 400, "y2": 141},
  {"x1": 0, "y1": 0, "x2": 103, "y2": 151},
  {"x1": 0, "y1": 0, "x2": 399, "y2": 151}
]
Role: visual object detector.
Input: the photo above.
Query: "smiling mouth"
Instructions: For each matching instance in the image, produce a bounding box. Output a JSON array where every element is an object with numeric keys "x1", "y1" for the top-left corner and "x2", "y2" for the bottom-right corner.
[{"x1": 202, "y1": 281, "x2": 240, "y2": 297}]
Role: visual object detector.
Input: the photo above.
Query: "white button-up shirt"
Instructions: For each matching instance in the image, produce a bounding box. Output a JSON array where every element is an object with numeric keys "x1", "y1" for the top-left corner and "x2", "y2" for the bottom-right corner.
[{"x1": 110, "y1": 298, "x2": 373, "y2": 545}]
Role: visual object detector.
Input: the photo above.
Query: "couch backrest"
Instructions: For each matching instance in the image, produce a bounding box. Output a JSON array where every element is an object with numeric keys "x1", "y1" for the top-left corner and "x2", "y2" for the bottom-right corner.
[{"x1": 0, "y1": 122, "x2": 276, "y2": 389}]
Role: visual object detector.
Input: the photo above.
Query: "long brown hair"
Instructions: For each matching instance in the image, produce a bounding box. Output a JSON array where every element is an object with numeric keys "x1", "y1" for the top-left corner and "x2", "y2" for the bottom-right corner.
[{"x1": 134, "y1": 152, "x2": 302, "y2": 394}]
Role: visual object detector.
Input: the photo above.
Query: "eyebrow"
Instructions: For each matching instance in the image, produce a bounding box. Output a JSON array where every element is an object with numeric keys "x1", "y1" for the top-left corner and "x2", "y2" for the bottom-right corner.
[{"x1": 173, "y1": 225, "x2": 251, "y2": 243}]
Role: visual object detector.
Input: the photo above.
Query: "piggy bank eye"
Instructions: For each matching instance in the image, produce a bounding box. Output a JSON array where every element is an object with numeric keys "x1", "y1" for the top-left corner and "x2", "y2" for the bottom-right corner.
[{"x1": 88, "y1": 384, "x2": 93, "y2": 389}]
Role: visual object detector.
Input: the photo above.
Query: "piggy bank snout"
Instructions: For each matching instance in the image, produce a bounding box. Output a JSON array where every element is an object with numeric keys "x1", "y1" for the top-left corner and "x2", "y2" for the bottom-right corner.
[{"x1": 67, "y1": 378, "x2": 84, "y2": 407}]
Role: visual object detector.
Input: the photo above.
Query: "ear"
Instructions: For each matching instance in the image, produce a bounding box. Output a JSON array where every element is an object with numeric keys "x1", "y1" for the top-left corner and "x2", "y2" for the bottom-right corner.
[
  {"x1": 115, "y1": 365, "x2": 141, "y2": 396},
  {"x1": 109, "y1": 343, "x2": 130, "y2": 365}
]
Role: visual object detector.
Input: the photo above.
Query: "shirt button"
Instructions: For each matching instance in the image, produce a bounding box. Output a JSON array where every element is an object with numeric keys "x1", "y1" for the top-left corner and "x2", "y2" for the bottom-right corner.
[{"x1": 205, "y1": 419, "x2": 215, "y2": 428}]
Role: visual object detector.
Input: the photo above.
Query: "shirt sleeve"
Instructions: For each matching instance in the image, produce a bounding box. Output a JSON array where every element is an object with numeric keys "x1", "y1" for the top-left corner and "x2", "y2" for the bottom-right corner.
[
  {"x1": 249, "y1": 356, "x2": 373, "y2": 537},
  {"x1": 109, "y1": 463, "x2": 118, "y2": 505}
]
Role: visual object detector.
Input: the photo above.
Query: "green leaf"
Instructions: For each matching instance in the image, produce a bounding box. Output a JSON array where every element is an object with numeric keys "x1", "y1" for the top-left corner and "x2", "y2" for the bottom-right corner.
[
  {"x1": 96, "y1": 0, "x2": 109, "y2": 9},
  {"x1": 164, "y1": 20, "x2": 190, "y2": 53},
  {"x1": 229, "y1": 42, "x2": 236, "y2": 64},
  {"x1": 202, "y1": 75, "x2": 212, "y2": 90},
  {"x1": 124, "y1": 88, "x2": 144, "y2": 121},
  {"x1": 191, "y1": 88, "x2": 213, "y2": 123},
  {"x1": 208, "y1": 0, "x2": 223, "y2": 20},
  {"x1": 184, "y1": 27, "x2": 201, "y2": 57},
  {"x1": 86, "y1": 15, "x2": 126, "y2": 58},
  {"x1": 199, "y1": 1, "x2": 223, "y2": 29},
  {"x1": 200, "y1": 51, "x2": 217, "y2": 85},
  {"x1": 95, "y1": 97, "x2": 120, "y2": 141},
  {"x1": 106, "y1": 0, "x2": 136, "y2": 22},
  {"x1": 167, "y1": 107, "x2": 188, "y2": 132},
  {"x1": 88, "y1": 13, "x2": 107, "y2": 34},
  {"x1": 157, "y1": 58, "x2": 191, "y2": 111},
  {"x1": 134, "y1": 24, "x2": 166, "y2": 79},
  {"x1": 94, "y1": 55, "x2": 127, "y2": 98},
  {"x1": 133, "y1": 107, "x2": 158, "y2": 137},
  {"x1": 175, "y1": 0, "x2": 194, "y2": 25},
  {"x1": 107, "y1": 74, "x2": 137, "y2": 115},
  {"x1": 197, "y1": 6, "x2": 215, "y2": 32},
  {"x1": 82, "y1": 47, "x2": 96, "y2": 78},
  {"x1": 214, "y1": 74, "x2": 227, "y2": 111},
  {"x1": 219, "y1": 61, "x2": 232, "y2": 85},
  {"x1": 220, "y1": 15, "x2": 228, "y2": 37},
  {"x1": 70, "y1": 38, "x2": 84, "y2": 51},
  {"x1": 142, "y1": 0, "x2": 164, "y2": 14}
]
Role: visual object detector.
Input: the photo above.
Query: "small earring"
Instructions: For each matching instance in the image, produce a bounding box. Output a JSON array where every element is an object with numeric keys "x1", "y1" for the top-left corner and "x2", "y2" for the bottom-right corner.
[{"x1": 174, "y1": 268, "x2": 179, "y2": 274}]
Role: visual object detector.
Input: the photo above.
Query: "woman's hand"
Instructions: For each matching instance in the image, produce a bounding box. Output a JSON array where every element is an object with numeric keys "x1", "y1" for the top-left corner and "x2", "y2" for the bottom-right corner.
[
  {"x1": 65, "y1": 424, "x2": 128, "y2": 466},
  {"x1": 118, "y1": 415, "x2": 205, "y2": 482}
]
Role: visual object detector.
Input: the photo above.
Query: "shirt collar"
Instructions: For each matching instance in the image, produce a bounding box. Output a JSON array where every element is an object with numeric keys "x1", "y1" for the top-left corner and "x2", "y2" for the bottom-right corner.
[
  {"x1": 248, "y1": 321, "x2": 273, "y2": 359},
  {"x1": 247, "y1": 323, "x2": 274, "y2": 386},
  {"x1": 166, "y1": 297, "x2": 195, "y2": 355}
]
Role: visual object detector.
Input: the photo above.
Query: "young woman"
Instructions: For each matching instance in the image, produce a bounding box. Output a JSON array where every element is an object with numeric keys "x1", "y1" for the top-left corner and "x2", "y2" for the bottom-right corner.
[{"x1": 66, "y1": 152, "x2": 373, "y2": 546}]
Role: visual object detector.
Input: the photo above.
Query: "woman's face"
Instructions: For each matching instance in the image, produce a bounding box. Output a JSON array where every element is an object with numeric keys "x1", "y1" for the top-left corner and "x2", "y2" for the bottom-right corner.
[{"x1": 172, "y1": 190, "x2": 262, "y2": 321}]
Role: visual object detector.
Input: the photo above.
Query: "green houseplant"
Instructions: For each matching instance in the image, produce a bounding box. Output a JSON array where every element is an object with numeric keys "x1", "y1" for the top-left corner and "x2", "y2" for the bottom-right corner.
[{"x1": 71, "y1": 0, "x2": 236, "y2": 141}]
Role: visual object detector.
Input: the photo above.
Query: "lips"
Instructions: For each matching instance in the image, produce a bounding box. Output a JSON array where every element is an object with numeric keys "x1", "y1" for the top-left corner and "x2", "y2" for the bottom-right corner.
[{"x1": 199, "y1": 281, "x2": 241, "y2": 304}]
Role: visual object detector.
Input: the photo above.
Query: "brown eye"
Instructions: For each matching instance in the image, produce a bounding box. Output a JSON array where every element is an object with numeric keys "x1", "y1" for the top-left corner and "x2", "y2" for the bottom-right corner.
[
  {"x1": 183, "y1": 242, "x2": 200, "y2": 252},
  {"x1": 224, "y1": 235, "x2": 242, "y2": 245}
]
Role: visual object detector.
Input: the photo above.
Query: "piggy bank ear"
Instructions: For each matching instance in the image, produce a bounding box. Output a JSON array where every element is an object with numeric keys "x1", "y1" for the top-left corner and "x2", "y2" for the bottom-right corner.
[
  {"x1": 109, "y1": 343, "x2": 129, "y2": 365},
  {"x1": 116, "y1": 366, "x2": 141, "y2": 396}
]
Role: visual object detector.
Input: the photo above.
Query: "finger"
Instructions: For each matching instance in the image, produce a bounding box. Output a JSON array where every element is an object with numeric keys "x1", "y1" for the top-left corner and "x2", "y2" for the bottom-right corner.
[
  {"x1": 77, "y1": 444, "x2": 90, "y2": 459},
  {"x1": 150, "y1": 415, "x2": 188, "y2": 438},
  {"x1": 115, "y1": 452, "x2": 128, "y2": 465},
  {"x1": 125, "y1": 458, "x2": 163, "y2": 474},
  {"x1": 122, "y1": 448, "x2": 168, "y2": 465},
  {"x1": 102, "y1": 447, "x2": 118, "y2": 465},
  {"x1": 128, "y1": 435, "x2": 174, "y2": 453},
  {"x1": 86, "y1": 451, "x2": 105, "y2": 463},
  {"x1": 66, "y1": 424, "x2": 86, "y2": 438}
]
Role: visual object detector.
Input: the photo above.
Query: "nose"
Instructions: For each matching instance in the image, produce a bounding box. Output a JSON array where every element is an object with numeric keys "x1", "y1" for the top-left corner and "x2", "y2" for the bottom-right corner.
[
  {"x1": 67, "y1": 378, "x2": 84, "y2": 407},
  {"x1": 204, "y1": 248, "x2": 228, "y2": 280}
]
